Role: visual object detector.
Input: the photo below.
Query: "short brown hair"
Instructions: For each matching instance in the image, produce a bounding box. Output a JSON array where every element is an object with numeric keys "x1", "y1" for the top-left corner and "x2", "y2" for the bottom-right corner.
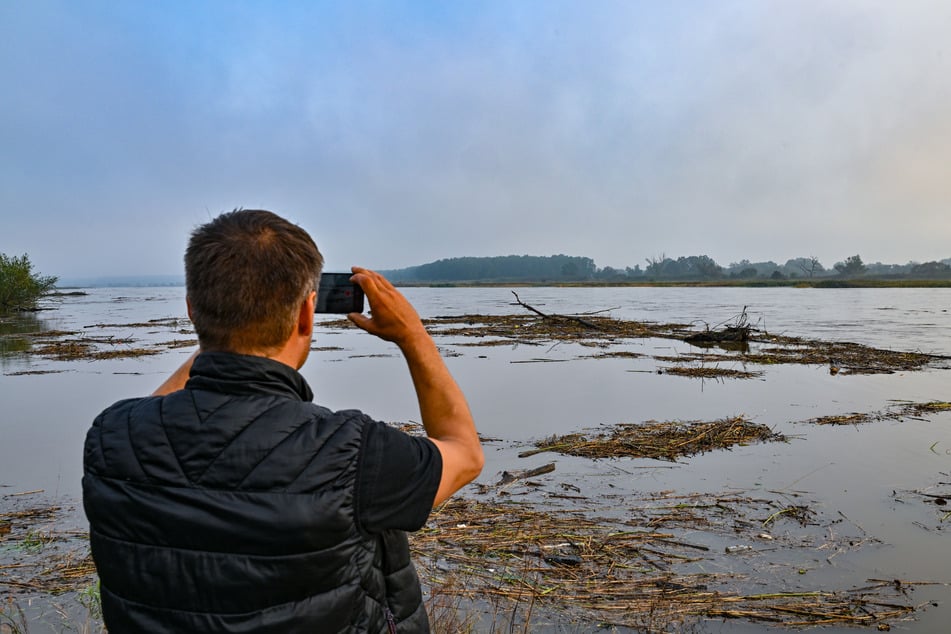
[{"x1": 185, "y1": 209, "x2": 323, "y2": 352}]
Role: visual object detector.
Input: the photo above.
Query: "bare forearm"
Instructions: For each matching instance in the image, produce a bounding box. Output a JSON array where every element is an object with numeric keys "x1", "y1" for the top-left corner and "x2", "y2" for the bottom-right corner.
[
  {"x1": 399, "y1": 333, "x2": 483, "y2": 505},
  {"x1": 399, "y1": 334, "x2": 475, "y2": 443}
]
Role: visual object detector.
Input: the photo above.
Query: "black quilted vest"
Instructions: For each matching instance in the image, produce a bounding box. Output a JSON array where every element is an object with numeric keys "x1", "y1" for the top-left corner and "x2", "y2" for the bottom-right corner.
[{"x1": 82, "y1": 352, "x2": 429, "y2": 633}]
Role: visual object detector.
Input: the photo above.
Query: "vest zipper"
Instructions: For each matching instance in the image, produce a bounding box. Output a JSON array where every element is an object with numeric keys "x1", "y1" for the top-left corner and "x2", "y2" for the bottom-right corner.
[{"x1": 384, "y1": 606, "x2": 397, "y2": 634}]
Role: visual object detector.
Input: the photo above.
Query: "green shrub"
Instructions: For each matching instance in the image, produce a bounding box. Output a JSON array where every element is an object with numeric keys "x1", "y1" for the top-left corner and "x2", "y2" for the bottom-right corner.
[{"x1": 0, "y1": 253, "x2": 58, "y2": 314}]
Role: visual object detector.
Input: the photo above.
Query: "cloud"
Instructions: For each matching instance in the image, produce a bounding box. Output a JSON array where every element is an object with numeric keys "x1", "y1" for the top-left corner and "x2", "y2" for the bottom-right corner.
[{"x1": 2, "y1": 1, "x2": 951, "y2": 277}]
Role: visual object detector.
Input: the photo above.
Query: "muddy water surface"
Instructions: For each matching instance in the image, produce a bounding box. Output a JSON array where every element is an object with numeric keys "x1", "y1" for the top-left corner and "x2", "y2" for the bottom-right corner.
[{"x1": 2, "y1": 285, "x2": 950, "y2": 631}]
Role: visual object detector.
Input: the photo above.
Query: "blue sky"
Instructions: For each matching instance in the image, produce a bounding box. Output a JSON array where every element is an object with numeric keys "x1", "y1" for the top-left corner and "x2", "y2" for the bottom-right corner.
[{"x1": 3, "y1": 1, "x2": 951, "y2": 278}]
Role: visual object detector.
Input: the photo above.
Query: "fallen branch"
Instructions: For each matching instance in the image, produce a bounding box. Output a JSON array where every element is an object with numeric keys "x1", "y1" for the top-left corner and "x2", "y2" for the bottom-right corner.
[
  {"x1": 496, "y1": 462, "x2": 557, "y2": 485},
  {"x1": 511, "y1": 291, "x2": 603, "y2": 330}
]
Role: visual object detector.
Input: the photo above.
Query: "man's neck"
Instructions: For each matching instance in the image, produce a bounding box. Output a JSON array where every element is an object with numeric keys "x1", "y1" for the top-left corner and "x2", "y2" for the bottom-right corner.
[{"x1": 223, "y1": 341, "x2": 309, "y2": 371}]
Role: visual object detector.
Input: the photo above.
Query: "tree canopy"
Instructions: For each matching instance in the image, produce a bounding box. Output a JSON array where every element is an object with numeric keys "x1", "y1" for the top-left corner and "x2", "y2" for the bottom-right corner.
[
  {"x1": 833, "y1": 255, "x2": 867, "y2": 276},
  {"x1": 0, "y1": 253, "x2": 58, "y2": 314}
]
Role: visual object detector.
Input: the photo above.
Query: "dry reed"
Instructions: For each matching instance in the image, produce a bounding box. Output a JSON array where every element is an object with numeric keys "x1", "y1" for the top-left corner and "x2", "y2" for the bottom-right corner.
[{"x1": 520, "y1": 416, "x2": 784, "y2": 461}]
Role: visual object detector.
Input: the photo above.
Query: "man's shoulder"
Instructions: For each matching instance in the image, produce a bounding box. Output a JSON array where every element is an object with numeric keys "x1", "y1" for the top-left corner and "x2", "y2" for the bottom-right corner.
[
  {"x1": 86, "y1": 396, "x2": 160, "y2": 456},
  {"x1": 93, "y1": 395, "x2": 157, "y2": 425},
  {"x1": 319, "y1": 406, "x2": 373, "y2": 422}
]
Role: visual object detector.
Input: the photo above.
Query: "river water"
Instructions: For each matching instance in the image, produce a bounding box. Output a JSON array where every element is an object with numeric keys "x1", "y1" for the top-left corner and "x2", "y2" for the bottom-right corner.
[{"x1": 2, "y1": 285, "x2": 950, "y2": 632}]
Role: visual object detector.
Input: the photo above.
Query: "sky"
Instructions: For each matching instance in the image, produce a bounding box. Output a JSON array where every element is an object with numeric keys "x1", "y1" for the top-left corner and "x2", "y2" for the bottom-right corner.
[{"x1": 3, "y1": 1, "x2": 951, "y2": 279}]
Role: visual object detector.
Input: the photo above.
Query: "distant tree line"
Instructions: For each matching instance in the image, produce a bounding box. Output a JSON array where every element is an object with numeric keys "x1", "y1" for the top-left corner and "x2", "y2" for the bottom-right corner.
[
  {"x1": 382, "y1": 253, "x2": 951, "y2": 283},
  {"x1": 384, "y1": 255, "x2": 597, "y2": 282}
]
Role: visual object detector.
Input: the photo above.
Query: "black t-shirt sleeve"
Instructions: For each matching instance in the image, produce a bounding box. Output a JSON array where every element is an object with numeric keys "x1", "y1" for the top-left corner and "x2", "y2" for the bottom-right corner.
[{"x1": 356, "y1": 420, "x2": 443, "y2": 534}]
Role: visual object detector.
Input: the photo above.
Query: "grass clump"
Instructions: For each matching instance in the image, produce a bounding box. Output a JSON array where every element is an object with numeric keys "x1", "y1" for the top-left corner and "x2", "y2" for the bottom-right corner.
[
  {"x1": 804, "y1": 400, "x2": 951, "y2": 426},
  {"x1": 659, "y1": 365, "x2": 762, "y2": 379},
  {"x1": 520, "y1": 416, "x2": 784, "y2": 461}
]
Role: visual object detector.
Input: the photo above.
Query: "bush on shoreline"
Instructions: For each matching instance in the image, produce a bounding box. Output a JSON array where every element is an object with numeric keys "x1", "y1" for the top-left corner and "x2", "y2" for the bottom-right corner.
[{"x1": 0, "y1": 253, "x2": 58, "y2": 314}]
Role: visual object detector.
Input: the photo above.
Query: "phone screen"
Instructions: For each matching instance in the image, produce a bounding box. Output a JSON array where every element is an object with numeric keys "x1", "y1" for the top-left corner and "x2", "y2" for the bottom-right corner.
[{"x1": 315, "y1": 273, "x2": 365, "y2": 314}]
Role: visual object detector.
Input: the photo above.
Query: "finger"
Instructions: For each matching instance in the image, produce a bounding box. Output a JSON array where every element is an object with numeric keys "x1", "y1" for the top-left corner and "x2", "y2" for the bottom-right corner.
[
  {"x1": 351, "y1": 266, "x2": 379, "y2": 279},
  {"x1": 347, "y1": 311, "x2": 373, "y2": 332},
  {"x1": 370, "y1": 270, "x2": 397, "y2": 292},
  {"x1": 350, "y1": 271, "x2": 381, "y2": 297},
  {"x1": 353, "y1": 266, "x2": 395, "y2": 292},
  {"x1": 349, "y1": 266, "x2": 370, "y2": 287}
]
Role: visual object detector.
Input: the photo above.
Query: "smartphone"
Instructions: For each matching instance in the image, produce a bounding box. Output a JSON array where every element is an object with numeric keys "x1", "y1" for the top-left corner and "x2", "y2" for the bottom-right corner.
[{"x1": 315, "y1": 273, "x2": 365, "y2": 314}]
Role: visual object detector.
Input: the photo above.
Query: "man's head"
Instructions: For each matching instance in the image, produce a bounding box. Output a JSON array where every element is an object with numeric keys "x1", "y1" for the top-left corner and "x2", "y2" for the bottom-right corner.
[{"x1": 185, "y1": 209, "x2": 323, "y2": 354}]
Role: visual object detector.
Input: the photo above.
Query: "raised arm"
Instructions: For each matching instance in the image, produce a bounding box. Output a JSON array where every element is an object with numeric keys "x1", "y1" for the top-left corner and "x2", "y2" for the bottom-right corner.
[{"x1": 347, "y1": 267, "x2": 483, "y2": 506}]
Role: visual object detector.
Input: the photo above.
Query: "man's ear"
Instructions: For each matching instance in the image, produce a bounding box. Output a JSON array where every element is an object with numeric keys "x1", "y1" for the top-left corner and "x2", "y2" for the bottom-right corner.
[
  {"x1": 298, "y1": 291, "x2": 316, "y2": 336},
  {"x1": 186, "y1": 296, "x2": 194, "y2": 321}
]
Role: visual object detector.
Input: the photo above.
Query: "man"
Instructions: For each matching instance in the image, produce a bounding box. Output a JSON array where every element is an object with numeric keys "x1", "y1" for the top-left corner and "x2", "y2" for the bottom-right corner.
[{"x1": 82, "y1": 209, "x2": 483, "y2": 633}]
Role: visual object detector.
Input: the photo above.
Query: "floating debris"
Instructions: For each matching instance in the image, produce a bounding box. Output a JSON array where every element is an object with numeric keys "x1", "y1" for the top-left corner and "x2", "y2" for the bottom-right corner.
[
  {"x1": 11, "y1": 320, "x2": 195, "y2": 362},
  {"x1": 34, "y1": 339, "x2": 161, "y2": 360},
  {"x1": 903, "y1": 401, "x2": 951, "y2": 416},
  {"x1": 83, "y1": 318, "x2": 190, "y2": 329},
  {"x1": 520, "y1": 416, "x2": 784, "y2": 461},
  {"x1": 684, "y1": 307, "x2": 757, "y2": 345},
  {"x1": 585, "y1": 350, "x2": 642, "y2": 359},
  {"x1": 0, "y1": 485, "x2": 925, "y2": 631},
  {"x1": 745, "y1": 341, "x2": 940, "y2": 375},
  {"x1": 412, "y1": 494, "x2": 920, "y2": 630},
  {"x1": 804, "y1": 401, "x2": 951, "y2": 426},
  {"x1": 421, "y1": 313, "x2": 675, "y2": 343},
  {"x1": 658, "y1": 366, "x2": 762, "y2": 379},
  {"x1": 762, "y1": 505, "x2": 816, "y2": 527},
  {"x1": 33, "y1": 340, "x2": 92, "y2": 360},
  {"x1": 156, "y1": 339, "x2": 198, "y2": 349},
  {"x1": 0, "y1": 502, "x2": 96, "y2": 595},
  {"x1": 398, "y1": 312, "x2": 949, "y2": 375},
  {"x1": 893, "y1": 471, "x2": 951, "y2": 529}
]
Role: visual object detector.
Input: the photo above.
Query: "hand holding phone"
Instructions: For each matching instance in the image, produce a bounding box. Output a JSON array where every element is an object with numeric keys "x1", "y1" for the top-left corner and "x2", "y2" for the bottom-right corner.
[
  {"x1": 315, "y1": 273, "x2": 365, "y2": 314},
  {"x1": 346, "y1": 267, "x2": 429, "y2": 347}
]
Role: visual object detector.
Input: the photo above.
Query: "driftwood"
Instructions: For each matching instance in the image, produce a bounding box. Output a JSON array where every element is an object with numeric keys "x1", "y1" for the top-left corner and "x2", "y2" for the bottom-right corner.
[
  {"x1": 511, "y1": 292, "x2": 602, "y2": 330},
  {"x1": 496, "y1": 462, "x2": 557, "y2": 485}
]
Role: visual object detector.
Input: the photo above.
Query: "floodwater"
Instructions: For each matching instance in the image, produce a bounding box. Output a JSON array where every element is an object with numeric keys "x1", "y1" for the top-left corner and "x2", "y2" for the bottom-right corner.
[{"x1": 2, "y1": 285, "x2": 951, "y2": 632}]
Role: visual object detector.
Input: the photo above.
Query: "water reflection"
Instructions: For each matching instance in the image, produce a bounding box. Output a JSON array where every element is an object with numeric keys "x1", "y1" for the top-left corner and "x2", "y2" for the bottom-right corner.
[
  {"x1": 0, "y1": 311, "x2": 50, "y2": 358},
  {"x1": 685, "y1": 339, "x2": 751, "y2": 353}
]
